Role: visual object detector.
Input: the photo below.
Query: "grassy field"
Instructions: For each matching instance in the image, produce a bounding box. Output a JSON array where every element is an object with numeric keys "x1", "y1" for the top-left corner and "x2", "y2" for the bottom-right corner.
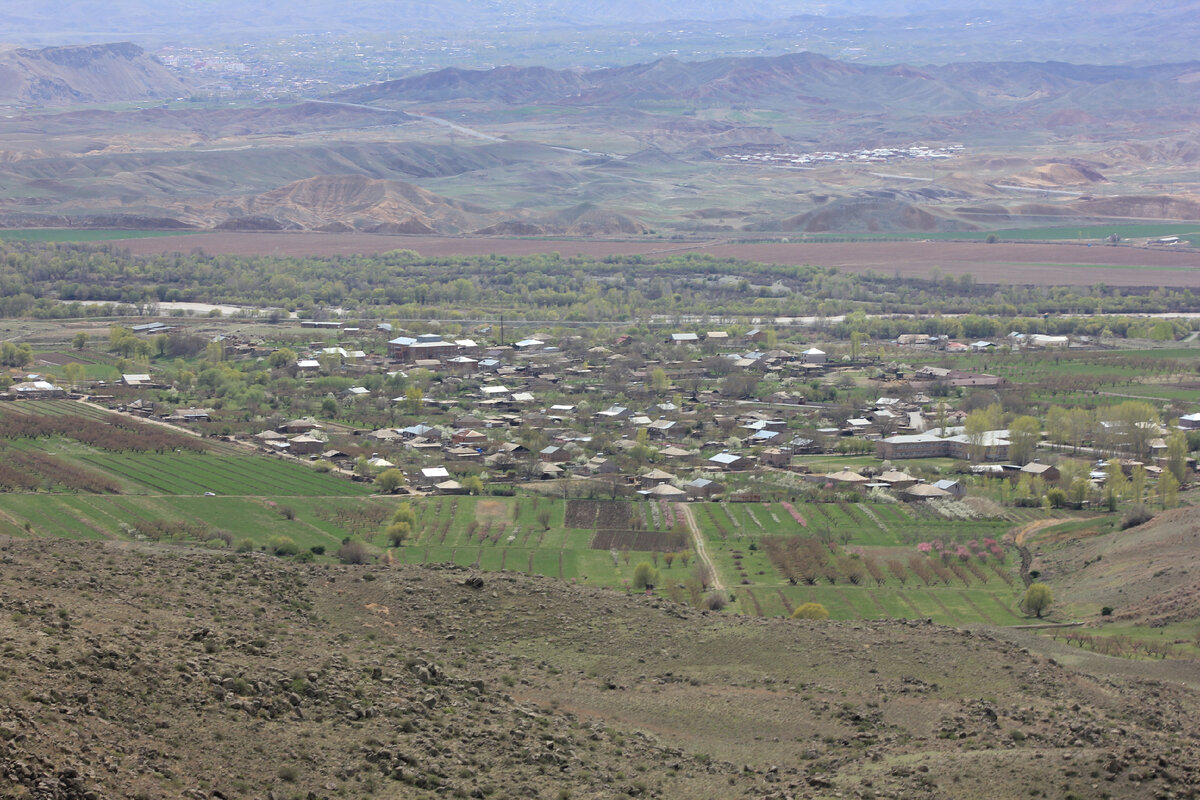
[{"x1": 0, "y1": 229, "x2": 195, "y2": 242}]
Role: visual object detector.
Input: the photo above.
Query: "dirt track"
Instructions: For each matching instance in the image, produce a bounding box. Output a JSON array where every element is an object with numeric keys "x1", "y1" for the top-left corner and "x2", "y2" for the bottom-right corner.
[{"x1": 117, "y1": 232, "x2": 1200, "y2": 287}]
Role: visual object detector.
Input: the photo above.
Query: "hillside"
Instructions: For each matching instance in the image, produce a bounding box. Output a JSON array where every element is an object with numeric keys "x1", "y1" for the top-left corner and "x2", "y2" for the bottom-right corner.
[
  {"x1": 1034, "y1": 508, "x2": 1200, "y2": 626},
  {"x1": 0, "y1": 43, "x2": 187, "y2": 106},
  {"x1": 1, "y1": 536, "x2": 1198, "y2": 800}
]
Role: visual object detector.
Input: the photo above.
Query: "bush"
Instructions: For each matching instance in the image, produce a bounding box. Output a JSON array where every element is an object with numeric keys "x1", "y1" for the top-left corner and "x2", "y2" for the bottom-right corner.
[
  {"x1": 386, "y1": 521, "x2": 411, "y2": 547},
  {"x1": 337, "y1": 538, "x2": 372, "y2": 565},
  {"x1": 1100, "y1": 606, "x2": 1114, "y2": 616},
  {"x1": 235, "y1": 538, "x2": 256, "y2": 553},
  {"x1": 268, "y1": 536, "x2": 299, "y2": 556},
  {"x1": 632, "y1": 561, "x2": 660, "y2": 590},
  {"x1": 1120, "y1": 504, "x2": 1153, "y2": 530},
  {"x1": 310, "y1": 545, "x2": 326, "y2": 555},
  {"x1": 1021, "y1": 582, "x2": 1053, "y2": 618},
  {"x1": 702, "y1": 591, "x2": 728, "y2": 611},
  {"x1": 375, "y1": 468, "x2": 405, "y2": 493},
  {"x1": 791, "y1": 602, "x2": 830, "y2": 620}
]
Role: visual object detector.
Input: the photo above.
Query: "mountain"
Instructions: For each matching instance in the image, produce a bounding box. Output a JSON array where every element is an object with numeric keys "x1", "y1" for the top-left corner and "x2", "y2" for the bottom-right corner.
[{"x1": 0, "y1": 42, "x2": 187, "y2": 105}]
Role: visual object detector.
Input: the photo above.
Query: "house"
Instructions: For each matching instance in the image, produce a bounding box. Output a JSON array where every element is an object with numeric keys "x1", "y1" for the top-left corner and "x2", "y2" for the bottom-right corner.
[
  {"x1": 825, "y1": 470, "x2": 870, "y2": 486},
  {"x1": 638, "y1": 468, "x2": 676, "y2": 488},
  {"x1": 801, "y1": 347, "x2": 827, "y2": 364},
  {"x1": 288, "y1": 434, "x2": 325, "y2": 455},
  {"x1": 647, "y1": 419, "x2": 678, "y2": 439},
  {"x1": 1178, "y1": 413, "x2": 1200, "y2": 430},
  {"x1": 595, "y1": 405, "x2": 631, "y2": 421},
  {"x1": 685, "y1": 477, "x2": 724, "y2": 499},
  {"x1": 452, "y1": 429, "x2": 488, "y2": 446},
  {"x1": 121, "y1": 373, "x2": 153, "y2": 387},
  {"x1": 513, "y1": 338, "x2": 545, "y2": 351},
  {"x1": 708, "y1": 452, "x2": 751, "y2": 471},
  {"x1": 877, "y1": 470, "x2": 918, "y2": 490},
  {"x1": 932, "y1": 479, "x2": 966, "y2": 498},
  {"x1": 279, "y1": 418, "x2": 320, "y2": 434},
  {"x1": 1020, "y1": 462, "x2": 1061, "y2": 483},
  {"x1": 901, "y1": 483, "x2": 953, "y2": 502},
  {"x1": 760, "y1": 447, "x2": 790, "y2": 467},
  {"x1": 875, "y1": 429, "x2": 1010, "y2": 462},
  {"x1": 669, "y1": 333, "x2": 700, "y2": 344},
  {"x1": 641, "y1": 483, "x2": 687, "y2": 498},
  {"x1": 539, "y1": 445, "x2": 570, "y2": 463},
  {"x1": 342, "y1": 386, "x2": 370, "y2": 399},
  {"x1": 434, "y1": 479, "x2": 468, "y2": 495},
  {"x1": 587, "y1": 456, "x2": 621, "y2": 475},
  {"x1": 366, "y1": 428, "x2": 404, "y2": 443},
  {"x1": 10, "y1": 380, "x2": 66, "y2": 399},
  {"x1": 417, "y1": 467, "x2": 451, "y2": 486}
]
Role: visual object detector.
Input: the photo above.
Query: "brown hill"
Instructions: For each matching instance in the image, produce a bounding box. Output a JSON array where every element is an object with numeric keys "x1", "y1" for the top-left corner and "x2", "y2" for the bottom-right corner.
[
  {"x1": 0, "y1": 42, "x2": 187, "y2": 106},
  {"x1": 200, "y1": 174, "x2": 493, "y2": 234},
  {"x1": 0, "y1": 537, "x2": 1198, "y2": 800},
  {"x1": 1034, "y1": 508, "x2": 1200, "y2": 625}
]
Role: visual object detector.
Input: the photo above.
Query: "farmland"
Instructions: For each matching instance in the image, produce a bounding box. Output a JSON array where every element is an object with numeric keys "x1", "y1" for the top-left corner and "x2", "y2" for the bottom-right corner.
[{"x1": 117, "y1": 232, "x2": 1200, "y2": 288}]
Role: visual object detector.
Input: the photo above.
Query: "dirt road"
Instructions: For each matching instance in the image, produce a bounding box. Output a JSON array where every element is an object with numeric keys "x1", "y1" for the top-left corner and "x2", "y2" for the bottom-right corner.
[{"x1": 678, "y1": 502, "x2": 724, "y2": 592}]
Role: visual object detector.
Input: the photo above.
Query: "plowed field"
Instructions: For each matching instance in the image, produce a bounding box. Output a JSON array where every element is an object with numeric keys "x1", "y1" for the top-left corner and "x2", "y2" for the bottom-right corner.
[{"x1": 120, "y1": 232, "x2": 1200, "y2": 287}]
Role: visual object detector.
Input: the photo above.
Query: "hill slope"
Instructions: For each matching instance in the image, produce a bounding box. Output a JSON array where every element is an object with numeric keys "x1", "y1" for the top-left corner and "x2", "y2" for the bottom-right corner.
[
  {"x1": 0, "y1": 42, "x2": 187, "y2": 106},
  {"x1": 0, "y1": 537, "x2": 1198, "y2": 800}
]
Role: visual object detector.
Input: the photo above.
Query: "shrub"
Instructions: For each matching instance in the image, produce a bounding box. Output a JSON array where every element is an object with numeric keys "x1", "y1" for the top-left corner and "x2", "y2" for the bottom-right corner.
[
  {"x1": 386, "y1": 521, "x2": 412, "y2": 547},
  {"x1": 268, "y1": 536, "x2": 299, "y2": 556},
  {"x1": 310, "y1": 545, "x2": 326, "y2": 555},
  {"x1": 235, "y1": 538, "x2": 256, "y2": 553},
  {"x1": 702, "y1": 591, "x2": 728, "y2": 611},
  {"x1": 337, "y1": 538, "x2": 372, "y2": 565},
  {"x1": 1100, "y1": 606, "x2": 1114, "y2": 616},
  {"x1": 632, "y1": 561, "x2": 660, "y2": 590},
  {"x1": 1021, "y1": 582, "x2": 1053, "y2": 618},
  {"x1": 791, "y1": 602, "x2": 830, "y2": 620},
  {"x1": 1120, "y1": 504, "x2": 1153, "y2": 530},
  {"x1": 375, "y1": 468, "x2": 405, "y2": 493}
]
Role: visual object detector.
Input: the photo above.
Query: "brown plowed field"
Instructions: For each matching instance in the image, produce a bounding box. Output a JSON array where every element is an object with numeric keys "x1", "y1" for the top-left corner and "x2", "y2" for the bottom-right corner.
[{"x1": 119, "y1": 232, "x2": 1200, "y2": 287}]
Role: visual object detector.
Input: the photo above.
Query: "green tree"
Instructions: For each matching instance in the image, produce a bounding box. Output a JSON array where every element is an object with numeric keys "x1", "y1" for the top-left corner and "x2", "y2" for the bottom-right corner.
[
  {"x1": 375, "y1": 468, "x2": 405, "y2": 493},
  {"x1": 392, "y1": 503, "x2": 416, "y2": 527},
  {"x1": 632, "y1": 561, "x2": 660, "y2": 590},
  {"x1": 62, "y1": 361, "x2": 85, "y2": 389},
  {"x1": 1021, "y1": 582, "x2": 1053, "y2": 618},
  {"x1": 268, "y1": 347, "x2": 296, "y2": 369},
  {"x1": 849, "y1": 331, "x2": 866, "y2": 360},
  {"x1": 1166, "y1": 430, "x2": 1189, "y2": 485},
  {"x1": 462, "y1": 475, "x2": 484, "y2": 495},
  {"x1": 1008, "y1": 415, "x2": 1041, "y2": 465},
  {"x1": 1158, "y1": 469, "x2": 1180, "y2": 509},
  {"x1": 386, "y1": 521, "x2": 411, "y2": 547},
  {"x1": 649, "y1": 367, "x2": 669, "y2": 393},
  {"x1": 791, "y1": 602, "x2": 830, "y2": 620},
  {"x1": 72, "y1": 332, "x2": 88, "y2": 351}
]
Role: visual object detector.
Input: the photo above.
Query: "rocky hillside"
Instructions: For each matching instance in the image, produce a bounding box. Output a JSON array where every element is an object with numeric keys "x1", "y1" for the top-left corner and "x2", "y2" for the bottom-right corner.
[
  {"x1": 0, "y1": 43, "x2": 188, "y2": 106},
  {"x1": 1, "y1": 537, "x2": 1198, "y2": 800}
]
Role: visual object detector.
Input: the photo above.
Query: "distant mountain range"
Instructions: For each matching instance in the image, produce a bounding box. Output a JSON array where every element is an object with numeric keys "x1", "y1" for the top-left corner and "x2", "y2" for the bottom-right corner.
[{"x1": 335, "y1": 53, "x2": 1200, "y2": 133}]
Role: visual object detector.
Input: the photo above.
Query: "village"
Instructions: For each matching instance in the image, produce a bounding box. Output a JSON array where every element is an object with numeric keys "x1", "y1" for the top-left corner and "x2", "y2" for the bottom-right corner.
[{"x1": 7, "y1": 315, "x2": 1189, "y2": 516}]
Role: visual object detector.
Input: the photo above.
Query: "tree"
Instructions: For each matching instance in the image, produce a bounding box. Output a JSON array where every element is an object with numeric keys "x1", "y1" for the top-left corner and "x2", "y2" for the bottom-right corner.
[
  {"x1": 1166, "y1": 430, "x2": 1188, "y2": 485},
  {"x1": 392, "y1": 503, "x2": 416, "y2": 527},
  {"x1": 375, "y1": 468, "x2": 405, "y2": 493},
  {"x1": 649, "y1": 367, "x2": 669, "y2": 392},
  {"x1": 72, "y1": 332, "x2": 88, "y2": 351},
  {"x1": 1008, "y1": 415, "x2": 1041, "y2": 465},
  {"x1": 1021, "y1": 582, "x2": 1053, "y2": 618},
  {"x1": 385, "y1": 521, "x2": 411, "y2": 547},
  {"x1": 791, "y1": 602, "x2": 830, "y2": 620},
  {"x1": 62, "y1": 362, "x2": 84, "y2": 389},
  {"x1": 849, "y1": 331, "x2": 866, "y2": 360},
  {"x1": 632, "y1": 561, "x2": 660, "y2": 590},
  {"x1": 1158, "y1": 469, "x2": 1179, "y2": 509},
  {"x1": 268, "y1": 347, "x2": 296, "y2": 369},
  {"x1": 462, "y1": 475, "x2": 484, "y2": 495}
]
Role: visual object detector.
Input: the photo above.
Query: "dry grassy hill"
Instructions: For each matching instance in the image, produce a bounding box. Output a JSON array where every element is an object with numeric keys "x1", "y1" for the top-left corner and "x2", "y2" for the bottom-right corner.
[
  {"x1": 1, "y1": 537, "x2": 1198, "y2": 800},
  {"x1": 0, "y1": 43, "x2": 186, "y2": 106}
]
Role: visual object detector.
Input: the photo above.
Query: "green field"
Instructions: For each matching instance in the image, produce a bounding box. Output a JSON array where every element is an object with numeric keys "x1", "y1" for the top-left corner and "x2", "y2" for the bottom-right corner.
[{"x1": 0, "y1": 229, "x2": 195, "y2": 243}]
